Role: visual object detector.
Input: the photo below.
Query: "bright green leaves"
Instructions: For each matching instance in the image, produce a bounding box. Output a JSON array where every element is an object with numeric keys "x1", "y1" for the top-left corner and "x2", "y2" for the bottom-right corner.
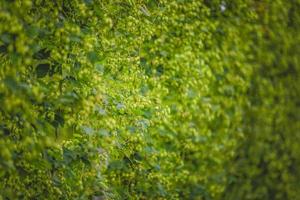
[
  {"x1": 1, "y1": 0, "x2": 298, "y2": 200},
  {"x1": 0, "y1": 0, "x2": 242, "y2": 198}
]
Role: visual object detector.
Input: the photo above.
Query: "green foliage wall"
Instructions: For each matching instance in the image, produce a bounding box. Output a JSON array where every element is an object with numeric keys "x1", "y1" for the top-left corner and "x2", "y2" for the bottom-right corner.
[
  {"x1": 0, "y1": 0, "x2": 299, "y2": 200},
  {"x1": 224, "y1": 0, "x2": 300, "y2": 199}
]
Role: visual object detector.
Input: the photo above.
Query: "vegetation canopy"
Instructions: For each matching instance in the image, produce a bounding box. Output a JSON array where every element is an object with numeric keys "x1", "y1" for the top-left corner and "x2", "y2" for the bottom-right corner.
[{"x1": 0, "y1": 0, "x2": 299, "y2": 199}]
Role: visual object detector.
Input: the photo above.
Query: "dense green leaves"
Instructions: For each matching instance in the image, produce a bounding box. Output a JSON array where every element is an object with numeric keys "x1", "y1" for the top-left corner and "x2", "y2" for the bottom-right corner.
[
  {"x1": 0, "y1": 0, "x2": 299, "y2": 199},
  {"x1": 223, "y1": 0, "x2": 300, "y2": 199}
]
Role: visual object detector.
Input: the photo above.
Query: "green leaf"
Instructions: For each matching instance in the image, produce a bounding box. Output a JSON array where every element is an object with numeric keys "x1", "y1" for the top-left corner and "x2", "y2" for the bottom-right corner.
[
  {"x1": 36, "y1": 63, "x2": 51, "y2": 78},
  {"x1": 33, "y1": 48, "x2": 51, "y2": 60},
  {"x1": 87, "y1": 51, "x2": 100, "y2": 63}
]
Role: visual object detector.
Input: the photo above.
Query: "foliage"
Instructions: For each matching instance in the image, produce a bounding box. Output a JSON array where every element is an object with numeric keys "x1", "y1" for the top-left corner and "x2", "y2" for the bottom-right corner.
[
  {"x1": 0, "y1": 0, "x2": 299, "y2": 200},
  {"x1": 224, "y1": 0, "x2": 300, "y2": 199}
]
